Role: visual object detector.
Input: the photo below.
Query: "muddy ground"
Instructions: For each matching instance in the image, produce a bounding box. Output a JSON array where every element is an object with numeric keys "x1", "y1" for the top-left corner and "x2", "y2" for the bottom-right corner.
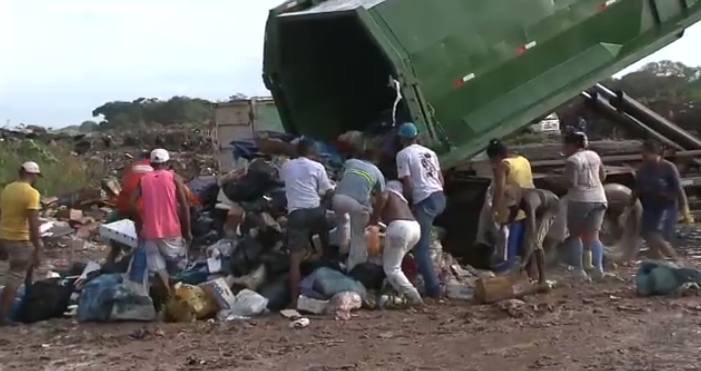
[{"x1": 3, "y1": 235, "x2": 701, "y2": 371}]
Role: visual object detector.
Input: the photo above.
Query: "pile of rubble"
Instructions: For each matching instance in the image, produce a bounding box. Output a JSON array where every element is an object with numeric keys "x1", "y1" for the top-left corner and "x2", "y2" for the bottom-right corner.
[{"x1": 2, "y1": 129, "x2": 525, "y2": 327}]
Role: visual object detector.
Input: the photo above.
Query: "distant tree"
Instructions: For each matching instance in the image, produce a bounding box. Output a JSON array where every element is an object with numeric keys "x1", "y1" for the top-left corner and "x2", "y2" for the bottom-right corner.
[
  {"x1": 228, "y1": 93, "x2": 248, "y2": 101},
  {"x1": 78, "y1": 120, "x2": 99, "y2": 132},
  {"x1": 92, "y1": 96, "x2": 215, "y2": 129}
]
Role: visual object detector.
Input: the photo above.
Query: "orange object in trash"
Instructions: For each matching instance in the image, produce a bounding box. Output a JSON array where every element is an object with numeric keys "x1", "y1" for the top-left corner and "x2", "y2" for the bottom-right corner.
[{"x1": 366, "y1": 226, "x2": 381, "y2": 256}]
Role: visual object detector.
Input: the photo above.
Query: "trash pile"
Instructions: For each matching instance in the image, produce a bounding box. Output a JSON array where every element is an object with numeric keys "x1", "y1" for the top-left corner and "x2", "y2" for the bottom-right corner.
[{"x1": 0, "y1": 129, "x2": 533, "y2": 325}]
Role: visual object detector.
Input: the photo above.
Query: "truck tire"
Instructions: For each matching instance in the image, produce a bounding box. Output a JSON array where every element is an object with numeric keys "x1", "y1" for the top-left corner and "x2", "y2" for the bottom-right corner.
[
  {"x1": 545, "y1": 183, "x2": 642, "y2": 266},
  {"x1": 600, "y1": 183, "x2": 643, "y2": 263}
]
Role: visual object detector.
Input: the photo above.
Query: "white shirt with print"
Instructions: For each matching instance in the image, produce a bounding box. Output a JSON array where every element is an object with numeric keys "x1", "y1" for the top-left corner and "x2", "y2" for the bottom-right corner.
[{"x1": 396, "y1": 144, "x2": 443, "y2": 204}]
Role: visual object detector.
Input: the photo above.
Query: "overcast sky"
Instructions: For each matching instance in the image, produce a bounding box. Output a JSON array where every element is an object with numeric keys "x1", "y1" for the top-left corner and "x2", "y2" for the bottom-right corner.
[{"x1": 1, "y1": 0, "x2": 700, "y2": 128}]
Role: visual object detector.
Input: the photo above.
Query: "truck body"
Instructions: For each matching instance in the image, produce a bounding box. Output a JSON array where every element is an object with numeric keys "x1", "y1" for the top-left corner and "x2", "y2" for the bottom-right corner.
[
  {"x1": 263, "y1": 0, "x2": 701, "y2": 169},
  {"x1": 248, "y1": 0, "x2": 701, "y2": 265}
]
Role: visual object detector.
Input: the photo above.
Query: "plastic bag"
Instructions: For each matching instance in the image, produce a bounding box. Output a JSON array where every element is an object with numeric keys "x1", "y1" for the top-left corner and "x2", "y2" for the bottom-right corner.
[
  {"x1": 124, "y1": 244, "x2": 149, "y2": 297},
  {"x1": 635, "y1": 260, "x2": 701, "y2": 296},
  {"x1": 109, "y1": 285, "x2": 156, "y2": 322},
  {"x1": 165, "y1": 283, "x2": 218, "y2": 322},
  {"x1": 77, "y1": 274, "x2": 122, "y2": 323},
  {"x1": 309, "y1": 267, "x2": 367, "y2": 300},
  {"x1": 328, "y1": 291, "x2": 362, "y2": 320},
  {"x1": 227, "y1": 289, "x2": 269, "y2": 317}
]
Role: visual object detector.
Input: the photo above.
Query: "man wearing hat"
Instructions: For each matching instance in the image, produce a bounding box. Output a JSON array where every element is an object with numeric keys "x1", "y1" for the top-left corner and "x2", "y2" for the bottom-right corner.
[
  {"x1": 129, "y1": 149, "x2": 192, "y2": 295},
  {"x1": 395, "y1": 123, "x2": 446, "y2": 299},
  {"x1": 0, "y1": 161, "x2": 44, "y2": 325}
]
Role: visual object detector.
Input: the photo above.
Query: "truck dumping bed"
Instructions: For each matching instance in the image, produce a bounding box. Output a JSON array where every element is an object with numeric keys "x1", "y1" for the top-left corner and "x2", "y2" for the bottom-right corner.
[{"x1": 264, "y1": 0, "x2": 701, "y2": 169}]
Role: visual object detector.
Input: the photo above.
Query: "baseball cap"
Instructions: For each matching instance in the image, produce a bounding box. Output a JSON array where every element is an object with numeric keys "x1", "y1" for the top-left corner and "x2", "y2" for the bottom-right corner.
[
  {"x1": 398, "y1": 122, "x2": 418, "y2": 138},
  {"x1": 20, "y1": 161, "x2": 42, "y2": 176},
  {"x1": 150, "y1": 148, "x2": 170, "y2": 163}
]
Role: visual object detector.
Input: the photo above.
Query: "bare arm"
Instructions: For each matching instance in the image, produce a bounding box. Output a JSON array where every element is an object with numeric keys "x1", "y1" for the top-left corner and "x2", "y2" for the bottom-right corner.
[
  {"x1": 369, "y1": 192, "x2": 389, "y2": 225},
  {"x1": 599, "y1": 163, "x2": 607, "y2": 182},
  {"x1": 28, "y1": 209, "x2": 42, "y2": 259},
  {"x1": 520, "y1": 201, "x2": 537, "y2": 267},
  {"x1": 129, "y1": 180, "x2": 143, "y2": 235},
  {"x1": 26, "y1": 190, "x2": 43, "y2": 261},
  {"x1": 668, "y1": 162, "x2": 689, "y2": 210},
  {"x1": 396, "y1": 151, "x2": 413, "y2": 203},
  {"x1": 174, "y1": 177, "x2": 191, "y2": 238},
  {"x1": 490, "y1": 161, "x2": 509, "y2": 216},
  {"x1": 563, "y1": 159, "x2": 578, "y2": 189}
]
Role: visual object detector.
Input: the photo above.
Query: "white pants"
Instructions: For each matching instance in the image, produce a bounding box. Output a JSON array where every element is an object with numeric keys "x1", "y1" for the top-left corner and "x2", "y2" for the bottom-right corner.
[
  {"x1": 332, "y1": 194, "x2": 370, "y2": 271},
  {"x1": 383, "y1": 220, "x2": 422, "y2": 303}
]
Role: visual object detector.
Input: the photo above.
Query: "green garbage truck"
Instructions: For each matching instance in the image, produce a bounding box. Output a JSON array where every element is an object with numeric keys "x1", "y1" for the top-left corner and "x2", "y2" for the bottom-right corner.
[{"x1": 259, "y1": 0, "x2": 701, "y2": 264}]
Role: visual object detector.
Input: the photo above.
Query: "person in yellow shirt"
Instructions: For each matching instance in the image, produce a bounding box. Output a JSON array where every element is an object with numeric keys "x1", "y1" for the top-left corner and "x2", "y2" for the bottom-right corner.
[
  {"x1": 0, "y1": 161, "x2": 43, "y2": 325},
  {"x1": 486, "y1": 139, "x2": 534, "y2": 272}
]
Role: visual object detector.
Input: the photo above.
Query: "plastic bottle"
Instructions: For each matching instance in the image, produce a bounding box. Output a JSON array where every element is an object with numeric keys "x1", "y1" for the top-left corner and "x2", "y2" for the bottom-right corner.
[{"x1": 366, "y1": 226, "x2": 381, "y2": 256}]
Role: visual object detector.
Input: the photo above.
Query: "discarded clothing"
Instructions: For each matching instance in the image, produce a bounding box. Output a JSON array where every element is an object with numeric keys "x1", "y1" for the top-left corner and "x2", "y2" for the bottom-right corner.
[
  {"x1": 301, "y1": 267, "x2": 367, "y2": 300},
  {"x1": 635, "y1": 260, "x2": 701, "y2": 296}
]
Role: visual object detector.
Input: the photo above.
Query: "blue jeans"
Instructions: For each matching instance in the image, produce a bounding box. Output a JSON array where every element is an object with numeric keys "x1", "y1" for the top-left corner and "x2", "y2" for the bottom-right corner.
[
  {"x1": 413, "y1": 191, "x2": 446, "y2": 297},
  {"x1": 492, "y1": 219, "x2": 525, "y2": 272}
]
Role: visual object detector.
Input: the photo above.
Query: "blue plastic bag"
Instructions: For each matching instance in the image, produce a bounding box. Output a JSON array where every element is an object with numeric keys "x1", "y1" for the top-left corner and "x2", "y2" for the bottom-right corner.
[
  {"x1": 77, "y1": 274, "x2": 122, "y2": 323},
  {"x1": 303, "y1": 267, "x2": 367, "y2": 300},
  {"x1": 635, "y1": 260, "x2": 701, "y2": 296}
]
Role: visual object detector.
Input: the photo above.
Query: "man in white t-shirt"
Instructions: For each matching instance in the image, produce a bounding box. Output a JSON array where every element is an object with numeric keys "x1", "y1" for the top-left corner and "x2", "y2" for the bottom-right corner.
[
  {"x1": 395, "y1": 122, "x2": 445, "y2": 299},
  {"x1": 281, "y1": 139, "x2": 334, "y2": 308}
]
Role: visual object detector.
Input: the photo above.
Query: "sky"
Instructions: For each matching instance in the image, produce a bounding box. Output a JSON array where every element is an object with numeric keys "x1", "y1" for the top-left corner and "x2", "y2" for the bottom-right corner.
[{"x1": 1, "y1": 0, "x2": 700, "y2": 128}]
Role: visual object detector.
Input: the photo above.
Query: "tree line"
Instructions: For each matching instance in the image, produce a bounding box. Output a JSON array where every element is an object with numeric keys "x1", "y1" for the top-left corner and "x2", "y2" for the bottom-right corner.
[
  {"x1": 79, "y1": 93, "x2": 249, "y2": 132},
  {"x1": 81, "y1": 61, "x2": 700, "y2": 138}
]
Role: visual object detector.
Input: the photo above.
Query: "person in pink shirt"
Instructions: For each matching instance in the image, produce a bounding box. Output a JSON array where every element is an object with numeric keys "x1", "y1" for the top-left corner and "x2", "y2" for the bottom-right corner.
[{"x1": 129, "y1": 148, "x2": 192, "y2": 294}]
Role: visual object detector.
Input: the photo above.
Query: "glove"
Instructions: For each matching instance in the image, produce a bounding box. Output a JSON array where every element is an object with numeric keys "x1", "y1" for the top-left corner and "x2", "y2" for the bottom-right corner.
[{"x1": 682, "y1": 207, "x2": 695, "y2": 224}]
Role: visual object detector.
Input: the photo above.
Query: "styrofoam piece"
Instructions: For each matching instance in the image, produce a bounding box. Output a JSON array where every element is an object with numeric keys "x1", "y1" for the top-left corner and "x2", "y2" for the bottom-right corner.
[{"x1": 100, "y1": 219, "x2": 138, "y2": 248}]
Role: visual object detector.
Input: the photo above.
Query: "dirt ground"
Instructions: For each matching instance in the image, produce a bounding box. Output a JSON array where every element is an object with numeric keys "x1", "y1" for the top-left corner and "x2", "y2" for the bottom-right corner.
[{"x1": 3, "y1": 243, "x2": 701, "y2": 370}]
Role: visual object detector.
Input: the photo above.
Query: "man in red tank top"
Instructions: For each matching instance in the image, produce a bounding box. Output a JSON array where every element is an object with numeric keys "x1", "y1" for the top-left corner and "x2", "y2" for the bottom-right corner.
[{"x1": 129, "y1": 149, "x2": 192, "y2": 294}]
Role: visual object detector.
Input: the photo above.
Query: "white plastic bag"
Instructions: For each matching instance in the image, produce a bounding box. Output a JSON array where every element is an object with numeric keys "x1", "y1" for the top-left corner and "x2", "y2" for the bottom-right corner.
[{"x1": 227, "y1": 289, "x2": 269, "y2": 317}]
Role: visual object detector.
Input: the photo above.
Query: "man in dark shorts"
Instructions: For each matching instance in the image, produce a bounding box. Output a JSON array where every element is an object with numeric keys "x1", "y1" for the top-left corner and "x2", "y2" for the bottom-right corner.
[
  {"x1": 503, "y1": 185, "x2": 561, "y2": 286},
  {"x1": 630, "y1": 141, "x2": 693, "y2": 260},
  {"x1": 370, "y1": 181, "x2": 423, "y2": 305},
  {"x1": 280, "y1": 139, "x2": 334, "y2": 308}
]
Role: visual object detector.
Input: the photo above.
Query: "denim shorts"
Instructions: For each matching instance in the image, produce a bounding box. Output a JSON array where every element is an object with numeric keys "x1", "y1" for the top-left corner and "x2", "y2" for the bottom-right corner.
[{"x1": 641, "y1": 204, "x2": 677, "y2": 238}]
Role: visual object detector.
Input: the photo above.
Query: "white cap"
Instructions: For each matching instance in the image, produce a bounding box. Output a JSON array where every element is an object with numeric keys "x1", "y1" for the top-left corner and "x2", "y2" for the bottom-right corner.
[
  {"x1": 150, "y1": 148, "x2": 170, "y2": 163},
  {"x1": 21, "y1": 161, "x2": 41, "y2": 175}
]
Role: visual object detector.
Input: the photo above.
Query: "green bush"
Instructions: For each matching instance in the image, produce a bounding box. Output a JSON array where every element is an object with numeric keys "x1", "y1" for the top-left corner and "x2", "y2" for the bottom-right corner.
[{"x1": 0, "y1": 139, "x2": 92, "y2": 196}]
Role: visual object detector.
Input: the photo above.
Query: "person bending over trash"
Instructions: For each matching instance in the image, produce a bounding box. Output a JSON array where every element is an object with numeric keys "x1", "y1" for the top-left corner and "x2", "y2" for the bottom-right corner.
[
  {"x1": 370, "y1": 180, "x2": 423, "y2": 306},
  {"x1": 502, "y1": 185, "x2": 560, "y2": 287},
  {"x1": 485, "y1": 138, "x2": 534, "y2": 272},
  {"x1": 561, "y1": 132, "x2": 607, "y2": 280},
  {"x1": 129, "y1": 149, "x2": 192, "y2": 295},
  {"x1": 281, "y1": 139, "x2": 334, "y2": 308},
  {"x1": 396, "y1": 122, "x2": 445, "y2": 299},
  {"x1": 0, "y1": 161, "x2": 43, "y2": 326},
  {"x1": 333, "y1": 148, "x2": 386, "y2": 271},
  {"x1": 630, "y1": 140, "x2": 693, "y2": 261}
]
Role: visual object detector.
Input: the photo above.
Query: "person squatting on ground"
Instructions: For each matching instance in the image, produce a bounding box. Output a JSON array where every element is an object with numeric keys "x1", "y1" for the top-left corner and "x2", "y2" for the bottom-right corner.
[
  {"x1": 396, "y1": 122, "x2": 445, "y2": 299},
  {"x1": 486, "y1": 138, "x2": 535, "y2": 272},
  {"x1": 0, "y1": 162, "x2": 44, "y2": 326},
  {"x1": 561, "y1": 132, "x2": 607, "y2": 280},
  {"x1": 129, "y1": 149, "x2": 192, "y2": 296},
  {"x1": 370, "y1": 180, "x2": 423, "y2": 306},
  {"x1": 333, "y1": 148, "x2": 386, "y2": 271},
  {"x1": 502, "y1": 185, "x2": 560, "y2": 286},
  {"x1": 630, "y1": 140, "x2": 693, "y2": 260},
  {"x1": 281, "y1": 139, "x2": 334, "y2": 308}
]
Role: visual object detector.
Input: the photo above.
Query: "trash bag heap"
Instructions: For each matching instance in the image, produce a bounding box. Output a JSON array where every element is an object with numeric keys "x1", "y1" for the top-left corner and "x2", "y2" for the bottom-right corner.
[{"x1": 0, "y1": 130, "x2": 496, "y2": 324}]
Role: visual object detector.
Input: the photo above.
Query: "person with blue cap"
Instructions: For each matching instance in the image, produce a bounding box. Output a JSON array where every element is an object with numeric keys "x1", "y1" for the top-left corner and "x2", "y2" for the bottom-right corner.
[{"x1": 394, "y1": 122, "x2": 445, "y2": 299}]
